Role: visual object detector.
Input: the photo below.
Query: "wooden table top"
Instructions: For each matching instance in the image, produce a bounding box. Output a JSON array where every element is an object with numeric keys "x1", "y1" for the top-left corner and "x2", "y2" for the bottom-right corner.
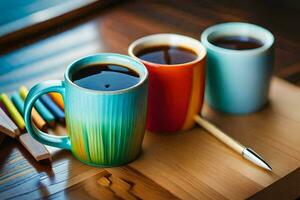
[
  {"x1": 0, "y1": 1, "x2": 300, "y2": 199},
  {"x1": 1, "y1": 78, "x2": 300, "y2": 199}
]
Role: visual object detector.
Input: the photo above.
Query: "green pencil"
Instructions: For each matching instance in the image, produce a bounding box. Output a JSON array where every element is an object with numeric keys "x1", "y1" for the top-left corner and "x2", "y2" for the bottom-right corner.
[{"x1": 0, "y1": 93, "x2": 25, "y2": 130}]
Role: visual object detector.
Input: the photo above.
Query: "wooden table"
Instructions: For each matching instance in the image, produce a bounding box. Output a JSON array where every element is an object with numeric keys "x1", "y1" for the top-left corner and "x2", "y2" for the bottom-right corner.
[{"x1": 0, "y1": 1, "x2": 300, "y2": 199}]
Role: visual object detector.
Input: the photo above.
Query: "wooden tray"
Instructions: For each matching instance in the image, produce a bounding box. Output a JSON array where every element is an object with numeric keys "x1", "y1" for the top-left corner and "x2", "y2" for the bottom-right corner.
[{"x1": 0, "y1": 77, "x2": 300, "y2": 199}]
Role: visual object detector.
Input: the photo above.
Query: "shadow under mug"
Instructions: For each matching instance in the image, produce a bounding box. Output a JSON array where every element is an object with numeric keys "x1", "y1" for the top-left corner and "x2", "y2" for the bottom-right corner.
[
  {"x1": 129, "y1": 34, "x2": 206, "y2": 132},
  {"x1": 24, "y1": 53, "x2": 149, "y2": 167},
  {"x1": 201, "y1": 22, "x2": 274, "y2": 114}
]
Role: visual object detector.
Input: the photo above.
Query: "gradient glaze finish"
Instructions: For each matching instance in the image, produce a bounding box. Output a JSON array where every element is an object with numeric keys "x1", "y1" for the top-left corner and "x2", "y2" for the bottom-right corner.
[
  {"x1": 128, "y1": 34, "x2": 207, "y2": 132},
  {"x1": 201, "y1": 23, "x2": 274, "y2": 114},
  {"x1": 24, "y1": 53, "x2": 148, "y2": 167},
  {"x1": 65, "y1": 79, "x2": 148, "y2": 166},
  {"x1": 143, "y1": 58, "x2": 205, "y2": 132}
]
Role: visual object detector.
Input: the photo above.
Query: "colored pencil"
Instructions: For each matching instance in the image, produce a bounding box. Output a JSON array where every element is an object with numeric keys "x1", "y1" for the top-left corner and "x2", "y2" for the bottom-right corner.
[
  {"x1": 49, "y1": 92, "x2": 64, "y2": 110},
  {"x1": 0, "y1": 95, "x2": 51, "y2": 161},
  {"x1": 0, "y1": 107, "x2": 20, "y2": 138},
  {"x1": 40, "y1": 95, "x2": 65, "y2": 122},
  {"x1": 0, "y1": 93, "x2": 25, "y2": 130},
  {"x1": 11, "y1": 93, "x2": 47, "y2": 131},
  {"x1": 0, "y1": 101, "x2": 8, "y2": 114},
  {"x1": 19, "y1": 86, "x2": 55, "y2": 127}
]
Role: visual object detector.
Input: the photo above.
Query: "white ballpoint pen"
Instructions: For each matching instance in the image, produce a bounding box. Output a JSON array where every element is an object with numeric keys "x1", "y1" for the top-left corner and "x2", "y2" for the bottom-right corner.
[{"x1": 194, "y1": 115, "x2": 272, "y2": 171}]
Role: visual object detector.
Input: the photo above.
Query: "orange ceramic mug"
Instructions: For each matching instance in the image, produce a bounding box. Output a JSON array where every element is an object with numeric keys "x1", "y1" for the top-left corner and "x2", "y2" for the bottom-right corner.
[{"x1": 129, "y1": 34, "x2": 206, "y2": 132}]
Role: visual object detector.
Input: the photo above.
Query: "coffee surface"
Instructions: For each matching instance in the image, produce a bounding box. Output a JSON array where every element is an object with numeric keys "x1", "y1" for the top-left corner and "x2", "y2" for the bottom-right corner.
[
  {"x1": 136, "y1": 45, "x2": 197, "y2": 65},
  {"x1": 72, "y1": 64, "x2": 140, "y2": 91},
  {"x1": 210, "y1": 36, "x2": 263, "y2": 50}
]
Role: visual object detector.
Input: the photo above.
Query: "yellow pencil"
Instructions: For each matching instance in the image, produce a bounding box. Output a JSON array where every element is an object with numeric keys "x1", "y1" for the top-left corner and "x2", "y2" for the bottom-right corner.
[
  {"x1": 49, "y1": 92, "x2": 64, "y2": 110},
  {"x1": 19, "y1": 86, "x2": 55, "y2": 127},
  {"x1": 19, "y1": 86, "x2": 28, "y2": 99},
  {"x1": 0, "y1": 93, "x2": 25, "y2": 130}
]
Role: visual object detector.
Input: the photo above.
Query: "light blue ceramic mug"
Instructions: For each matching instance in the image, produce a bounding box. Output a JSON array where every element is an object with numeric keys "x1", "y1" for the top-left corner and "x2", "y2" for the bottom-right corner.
[
  {"x1": 201, "y1": 22, "x2": 274, "y2": 114},
  {"x1": 24, "y1": 53, "x2": 148, "y2": 167}
]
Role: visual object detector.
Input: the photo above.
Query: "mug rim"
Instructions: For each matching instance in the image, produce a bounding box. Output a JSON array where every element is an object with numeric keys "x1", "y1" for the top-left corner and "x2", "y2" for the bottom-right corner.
[
  {"x1": 128, "y1": 33, "x2": 207, "y2": 67},
  {"x1": 64, "y1": 53, "x2": 148, "y2": 94},
  {"x1": 200, "y1": 22, "x2": 274, "y2": 54}
]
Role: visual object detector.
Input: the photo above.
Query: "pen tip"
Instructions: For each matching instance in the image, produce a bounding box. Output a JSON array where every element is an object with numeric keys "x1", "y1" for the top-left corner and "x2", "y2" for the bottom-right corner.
[{"x1": 242, "y1": 148, "x2": 272, "y2": 171}]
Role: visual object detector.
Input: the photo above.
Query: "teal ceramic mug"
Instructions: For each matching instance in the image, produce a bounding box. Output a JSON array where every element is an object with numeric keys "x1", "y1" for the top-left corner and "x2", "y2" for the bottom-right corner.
[
  {"x1": 201, "y1": 22, "x2": 274, "y2": 114},
  {"x1": 24, "y1": 53, "x2": 148, "y2": 167}
]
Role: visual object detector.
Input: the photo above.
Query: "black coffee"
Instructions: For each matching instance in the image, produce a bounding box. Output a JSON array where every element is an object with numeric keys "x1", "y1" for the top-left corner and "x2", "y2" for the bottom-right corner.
[
  {"x1": 136, "y1": 45, "x2": 197, "y2": 65},
  {"x1": 72, "y1": 64, "x2": 140, "y2": 91},
  {"x1": 210, "y1": 36, "x2": 263, "y2": 50}
]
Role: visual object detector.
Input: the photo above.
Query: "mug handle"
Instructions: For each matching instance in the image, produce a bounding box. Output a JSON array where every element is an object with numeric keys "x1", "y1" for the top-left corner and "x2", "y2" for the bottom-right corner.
[{"x1": 24, "y1": 80, "x2": 71, "y2": 150}]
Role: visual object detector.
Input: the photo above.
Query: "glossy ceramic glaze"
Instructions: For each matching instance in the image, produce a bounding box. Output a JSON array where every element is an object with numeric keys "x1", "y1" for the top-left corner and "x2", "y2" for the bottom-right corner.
[
  {"x1": 129, "y1": 34, "x2": 206, "y2": 132},
  {"x1": 201, "y1": 22, "x2": 274, "y2": 114},
  {"x1": 24, "y1": 53, "x2": 148, "y2": 167}
]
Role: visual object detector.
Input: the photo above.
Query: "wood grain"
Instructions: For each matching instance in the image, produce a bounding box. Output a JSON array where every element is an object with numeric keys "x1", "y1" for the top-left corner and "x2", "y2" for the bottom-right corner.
[
  {"x1": 0, "y1": 77, "x2": 299, "y2": 199},
  {"x1": 0, "y1": 108, "x2": 20, "y2": 138},
  {"x1": 1, "y1": 1, "x2": 300, "y2": 89},
  {"x1": 0, "y1": 0, "x2": 300, "y2": 199},
  {"x1": 194, "y1": 115, "x2": 245, "y2": 154},
  {"x1": 18, "y1": 133, "x2": 51, "y2": 161},
  {"x1": 51, "y1": 167, "x2": 179, "y2": 200},
  {"x1": 247, "y1": 167, "x2": 300, "y2": 200}
]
